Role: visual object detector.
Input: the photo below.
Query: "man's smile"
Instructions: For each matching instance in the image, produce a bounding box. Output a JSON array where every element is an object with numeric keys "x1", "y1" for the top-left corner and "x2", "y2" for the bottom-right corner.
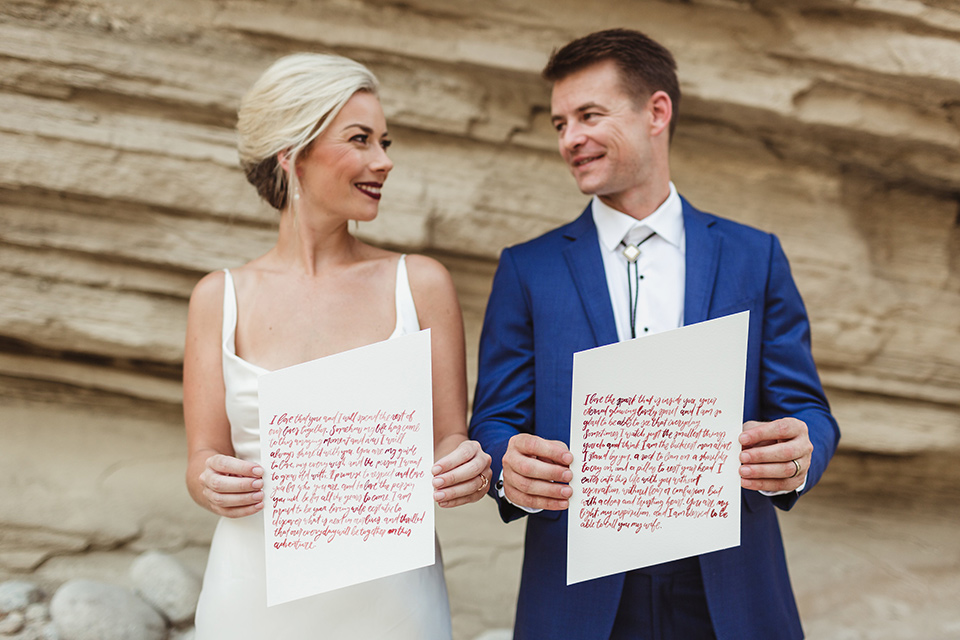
[{"x1": 572, "y1": 153, "x2": 605, "y2": 168}]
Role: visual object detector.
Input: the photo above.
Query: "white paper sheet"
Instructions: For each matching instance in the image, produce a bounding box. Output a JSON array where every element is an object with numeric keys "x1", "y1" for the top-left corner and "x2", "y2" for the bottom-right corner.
[
  {"x1": 258, "y1": 329, "x2": 435, "y2": 606},
  {"x1": 567, "y1": 312, "x2": 748, "y2": 585}
]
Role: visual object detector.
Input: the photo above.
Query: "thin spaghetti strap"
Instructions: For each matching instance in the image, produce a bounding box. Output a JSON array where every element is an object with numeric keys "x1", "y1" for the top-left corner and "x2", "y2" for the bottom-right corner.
[
  {"x1": 221, "y1": 269, "x2": 238, "y2": 345},
  {"x1": 393, "y1": 256, "x2": 421, "y2": 336}
]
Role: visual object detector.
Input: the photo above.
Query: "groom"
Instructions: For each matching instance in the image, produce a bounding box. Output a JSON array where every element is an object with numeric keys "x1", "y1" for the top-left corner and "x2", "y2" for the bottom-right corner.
[{"x1": 469, "y1": 29, "x2": 840, "y2": 640}]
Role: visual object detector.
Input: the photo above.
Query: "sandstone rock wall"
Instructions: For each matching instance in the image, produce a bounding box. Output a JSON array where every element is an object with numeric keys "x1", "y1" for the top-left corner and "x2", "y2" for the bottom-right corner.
[{"x1": 1, "y1": 1, "x2": 958, "y2": 638}]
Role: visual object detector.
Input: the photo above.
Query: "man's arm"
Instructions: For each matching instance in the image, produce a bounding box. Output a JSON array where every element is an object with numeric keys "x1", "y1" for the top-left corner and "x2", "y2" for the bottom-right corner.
[
  {"x1": 468, "y1": 249, "x2": 573, "y2": 521},
  {"x1": 738, "y1": 235, "x2": 840, "y2": 508}
]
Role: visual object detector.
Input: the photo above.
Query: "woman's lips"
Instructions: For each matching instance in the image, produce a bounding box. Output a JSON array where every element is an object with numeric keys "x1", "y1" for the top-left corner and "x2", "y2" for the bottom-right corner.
[{"x1": 355, "y1": 183, "x2": 383, "y2": 200}]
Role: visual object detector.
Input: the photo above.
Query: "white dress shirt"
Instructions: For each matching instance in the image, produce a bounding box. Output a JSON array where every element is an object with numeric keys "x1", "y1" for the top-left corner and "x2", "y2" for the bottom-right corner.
[{"x1": 592, "y1": 182, "x2": 685, "y2": 341}]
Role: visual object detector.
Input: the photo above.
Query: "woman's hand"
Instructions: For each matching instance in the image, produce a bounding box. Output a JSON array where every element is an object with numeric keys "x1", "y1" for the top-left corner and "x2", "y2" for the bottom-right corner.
[
  {"x1": 431, "y1": 440, "x2": 492, "y2": 508},
  {"x1": 198, "y1": 454, "x2": 265, "y2": 518}
]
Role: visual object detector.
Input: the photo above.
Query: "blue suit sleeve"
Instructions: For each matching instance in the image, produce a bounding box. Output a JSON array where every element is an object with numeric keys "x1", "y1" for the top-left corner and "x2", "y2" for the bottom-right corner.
[
  {"x1": 760, "y1": 236, "x2": 840, "y2": 510},
  {"x1": 469, "y1": 249, "x2": 538, "y2": 523}
]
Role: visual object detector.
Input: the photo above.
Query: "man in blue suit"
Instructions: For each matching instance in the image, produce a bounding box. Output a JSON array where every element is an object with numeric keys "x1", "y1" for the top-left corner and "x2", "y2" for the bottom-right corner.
[{"x1": 468, "y1": 29, "x2": 840, "y2": 640}]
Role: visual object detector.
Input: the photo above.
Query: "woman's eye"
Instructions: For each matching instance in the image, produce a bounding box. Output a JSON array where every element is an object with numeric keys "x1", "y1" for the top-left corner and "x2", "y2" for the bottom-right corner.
[
  {"x1": 351, "y1": 134, "x2": 369, "y2": 144},
  {"x1": 381, "y1": 139, "x2": 392, "y2": 150}
]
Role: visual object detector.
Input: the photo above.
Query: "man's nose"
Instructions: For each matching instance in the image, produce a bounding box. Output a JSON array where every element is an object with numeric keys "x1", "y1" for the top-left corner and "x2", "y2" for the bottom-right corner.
[{"x1": 561, "y1": 122, "x2": 586, "y2": 152}]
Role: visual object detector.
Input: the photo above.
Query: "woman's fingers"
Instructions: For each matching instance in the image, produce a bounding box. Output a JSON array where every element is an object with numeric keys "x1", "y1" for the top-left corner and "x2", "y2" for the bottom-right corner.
[
  {"x1": 433, "y1": 441, "x2": 492, "y2": 507},
  {"x1": 201, "y1": 454, "x2": 265, "y2": 517}
]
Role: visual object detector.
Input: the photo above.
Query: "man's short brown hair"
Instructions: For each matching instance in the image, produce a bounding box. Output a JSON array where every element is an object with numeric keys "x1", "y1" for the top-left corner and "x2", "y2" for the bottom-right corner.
[{"x1": 543, "y1": 28, "x2": 681, "y2": 139}]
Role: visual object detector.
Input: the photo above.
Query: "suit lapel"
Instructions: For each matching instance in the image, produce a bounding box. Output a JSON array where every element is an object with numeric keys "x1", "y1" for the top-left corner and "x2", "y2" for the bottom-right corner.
[
  {"x1": 561, "y1": 205, "x2": 619, "y2": 346},
  {"x1": 682, "y1": 198, "x2": 722, "y2": 326}
]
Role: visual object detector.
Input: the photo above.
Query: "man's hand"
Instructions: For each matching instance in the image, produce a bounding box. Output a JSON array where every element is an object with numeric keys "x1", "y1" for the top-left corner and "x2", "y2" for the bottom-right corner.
[
  {"x1": 739, "y1": 418, "x2": 813, "y2": 493},
  {"x1": 502, "y1": 433, "x2": 574, "y2": 511}
]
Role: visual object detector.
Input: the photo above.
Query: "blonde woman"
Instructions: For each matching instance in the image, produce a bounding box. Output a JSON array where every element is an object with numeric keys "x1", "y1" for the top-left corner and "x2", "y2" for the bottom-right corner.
[{"x1": 183, "y1": 53, "x2": 491, "y2": 638}]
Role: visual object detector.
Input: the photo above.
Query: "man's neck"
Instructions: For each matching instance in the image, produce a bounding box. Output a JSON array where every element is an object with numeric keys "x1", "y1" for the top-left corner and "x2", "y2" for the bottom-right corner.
[{"x1": 596, "y1": 180, "x2": 671, "y2": 221}]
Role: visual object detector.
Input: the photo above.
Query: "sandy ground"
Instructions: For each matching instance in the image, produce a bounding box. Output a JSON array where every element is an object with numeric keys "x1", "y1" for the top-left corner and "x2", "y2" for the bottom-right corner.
[{"x1": 2, "y1": 388, "x2": 958, "y2": 639}]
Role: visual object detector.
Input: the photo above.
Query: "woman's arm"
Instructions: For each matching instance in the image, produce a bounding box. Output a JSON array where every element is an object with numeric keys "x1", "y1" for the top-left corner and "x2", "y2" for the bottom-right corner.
[
  {"x1": 406, "y1": 255, "x2": 491, "y2": 508},
  {"x1": 183, "y1": 271, "x2": 264, "y2": 517}
]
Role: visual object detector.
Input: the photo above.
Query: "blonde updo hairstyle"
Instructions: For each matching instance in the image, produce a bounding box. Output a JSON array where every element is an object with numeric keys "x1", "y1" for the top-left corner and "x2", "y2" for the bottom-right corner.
[{"x1": 237, "y1": 53, "x2": 380, "y2": 211}]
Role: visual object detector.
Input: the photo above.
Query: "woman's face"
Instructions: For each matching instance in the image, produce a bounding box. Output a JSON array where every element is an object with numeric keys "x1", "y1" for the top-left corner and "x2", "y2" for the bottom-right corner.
[{"x1": 296, "y1": 90, "x2": 393, "y2": 223}]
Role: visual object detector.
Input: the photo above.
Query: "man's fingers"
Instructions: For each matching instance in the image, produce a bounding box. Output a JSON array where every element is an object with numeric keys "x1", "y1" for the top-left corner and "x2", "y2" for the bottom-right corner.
[
  {"x1": 739, "y1": 474, "x2": 807, "y2": 495},
  {"x1": 504, "y1": 447, "x2": 572, "y2": 485},
  {"x1": 510, "y1": 434, "x2": 573, "y2": 466},
  {"x1": 504, "y1": 484, "x2": 570, "y2": 512},
  {"x1": 739, "y1": 418, "x2": 806, "y2": 448},
  {"x1": 505, "y1": 474, "x2": 572, "y2": 499},
  {"x1": 739, "y1": 440, "x2": 811, "y2": 465},
  {"x1": 500, "y1": 434, "x2": 573, "y2": 510},
  {"x1": 740, "y1": 459, "x2": 807, "y2": 480}
]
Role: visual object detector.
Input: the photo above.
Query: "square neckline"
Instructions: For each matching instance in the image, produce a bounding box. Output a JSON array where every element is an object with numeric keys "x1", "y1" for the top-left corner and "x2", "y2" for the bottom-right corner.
[{"x1": 221, "y1": 256, "x2": 416, "y2": 373}]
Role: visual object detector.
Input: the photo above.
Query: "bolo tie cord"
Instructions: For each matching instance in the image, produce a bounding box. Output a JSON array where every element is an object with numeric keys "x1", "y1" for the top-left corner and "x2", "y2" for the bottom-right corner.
[{"x1": 621, "y1": 231, "x2": 656, "y2": 339}]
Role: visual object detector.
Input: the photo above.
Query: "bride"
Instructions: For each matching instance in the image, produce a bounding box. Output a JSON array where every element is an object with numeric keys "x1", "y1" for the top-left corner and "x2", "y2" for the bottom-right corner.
[{"x1": 183, "y1": 53, "x2": 491, "y2": 639}]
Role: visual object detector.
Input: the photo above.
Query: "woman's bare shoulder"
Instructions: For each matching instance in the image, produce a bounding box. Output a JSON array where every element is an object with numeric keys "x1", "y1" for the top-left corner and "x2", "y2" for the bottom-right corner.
[
  {"x1": 189, "y1": 270, "x2": 227, "y2": 309},
  {"x1": 404, "y1": 254, "x2": 458, "y2": 316},
  {"x1": 404, "y1": 254, "x2": 454, "y2": 290}
]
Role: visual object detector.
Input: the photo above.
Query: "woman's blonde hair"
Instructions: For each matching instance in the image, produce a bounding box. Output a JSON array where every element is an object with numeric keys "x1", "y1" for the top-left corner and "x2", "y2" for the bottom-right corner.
[{"x1": 237, "y1": 53, "x2": 380, "y2": 210}]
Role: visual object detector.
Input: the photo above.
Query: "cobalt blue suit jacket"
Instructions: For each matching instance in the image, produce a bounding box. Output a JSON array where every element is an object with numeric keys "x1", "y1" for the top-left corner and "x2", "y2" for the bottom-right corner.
[{"x1": 469, "y1": 197, "x2": 840, "y2": 640}]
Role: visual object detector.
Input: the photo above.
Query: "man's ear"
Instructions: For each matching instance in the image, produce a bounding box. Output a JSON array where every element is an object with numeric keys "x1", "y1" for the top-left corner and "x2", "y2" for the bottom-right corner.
[{"x1": 647, "y1": 90, "x2": 673, "y2": 138}]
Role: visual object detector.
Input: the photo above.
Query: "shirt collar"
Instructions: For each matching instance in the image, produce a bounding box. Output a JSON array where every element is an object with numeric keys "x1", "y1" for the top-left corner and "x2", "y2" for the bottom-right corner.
[{"x1": 592, "y1": 182, "x2": 684, "y2": 252}]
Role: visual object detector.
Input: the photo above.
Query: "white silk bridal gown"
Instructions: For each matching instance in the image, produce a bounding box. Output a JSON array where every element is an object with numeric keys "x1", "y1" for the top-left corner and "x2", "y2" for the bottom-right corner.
[{"x1": 194, "y1": 257, "x2": 452, "y2": 640}]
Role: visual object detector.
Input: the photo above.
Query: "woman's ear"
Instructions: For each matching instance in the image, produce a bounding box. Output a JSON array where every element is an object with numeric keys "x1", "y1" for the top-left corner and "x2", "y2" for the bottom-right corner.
[{"x1": 277, "y1": 149, "x2": 292, "y2": 173}]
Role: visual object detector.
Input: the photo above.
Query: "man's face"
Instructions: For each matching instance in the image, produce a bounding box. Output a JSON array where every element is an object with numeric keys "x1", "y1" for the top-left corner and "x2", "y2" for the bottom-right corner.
[{"x1": 550, "y1": 60, "x2": 657, "y2": 210}]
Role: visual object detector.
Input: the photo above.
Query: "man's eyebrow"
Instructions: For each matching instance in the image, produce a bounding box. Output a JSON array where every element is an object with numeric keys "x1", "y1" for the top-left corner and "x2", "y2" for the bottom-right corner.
[
  {"x1": 551, "y1": 102, "x2": 607, "y2": 121},
  {"x1": 574, "y1": 102, "x2": 605, "y2": 113}
]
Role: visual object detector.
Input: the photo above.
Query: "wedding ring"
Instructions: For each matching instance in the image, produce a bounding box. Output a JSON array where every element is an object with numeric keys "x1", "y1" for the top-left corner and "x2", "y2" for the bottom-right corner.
[
  {"x1": 476, "y1": 474, "x2": 489, "y2": 493},
  {"x1": 789, "y1": 459, "x2": 801, "y2": 478}
]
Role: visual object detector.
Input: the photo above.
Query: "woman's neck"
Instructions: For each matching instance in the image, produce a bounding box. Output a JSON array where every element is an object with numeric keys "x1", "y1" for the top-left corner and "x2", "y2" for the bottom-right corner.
[{"x1": 273, "y1": 206, "x2": 361, "y2": 276}]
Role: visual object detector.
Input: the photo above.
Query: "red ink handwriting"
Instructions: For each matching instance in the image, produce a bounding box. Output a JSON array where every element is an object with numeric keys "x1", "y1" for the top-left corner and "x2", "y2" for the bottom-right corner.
[
  {"x1": 577, "y1": 394, "x2": 733, "y2": 534},
  {"x1": 266, "y1": 409, "x2": 426, "y2": 549}
]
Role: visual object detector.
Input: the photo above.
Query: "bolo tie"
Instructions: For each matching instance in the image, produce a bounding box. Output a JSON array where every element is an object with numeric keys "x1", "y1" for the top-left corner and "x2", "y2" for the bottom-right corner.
[{"x1": 620, "y1": 231, "x2": 656, "y2": 339}]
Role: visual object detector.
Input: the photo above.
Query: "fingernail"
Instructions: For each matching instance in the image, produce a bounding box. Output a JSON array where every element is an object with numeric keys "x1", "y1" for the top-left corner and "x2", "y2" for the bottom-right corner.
[
  {"x1": 561, "y1": 486, "x2": 573, "y2": 497},
  {"x1": 739, "y1": 453, "x2": 749, "y2": 463},
  {"x1": 434, "y1": 491, "x2": 445, "y2": 501},
  {"x1": 431, "y1": 465, "x2": 442, "y2": 475},
  {"x1": 254, "y1": 491, "x2": 264, "y2": 500},
  {"x1": 252, "y1": 466, "x2": 264, "y2": 476},
  {"x1": 432, "y1": 477, "x2": 443, "y2": 487},
  {"x1": 740, "y1": 467, "x2": 752, "y2": 477},
  {"x1": 252, "y1": 479, "x2": 263, "y2": 489}
]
